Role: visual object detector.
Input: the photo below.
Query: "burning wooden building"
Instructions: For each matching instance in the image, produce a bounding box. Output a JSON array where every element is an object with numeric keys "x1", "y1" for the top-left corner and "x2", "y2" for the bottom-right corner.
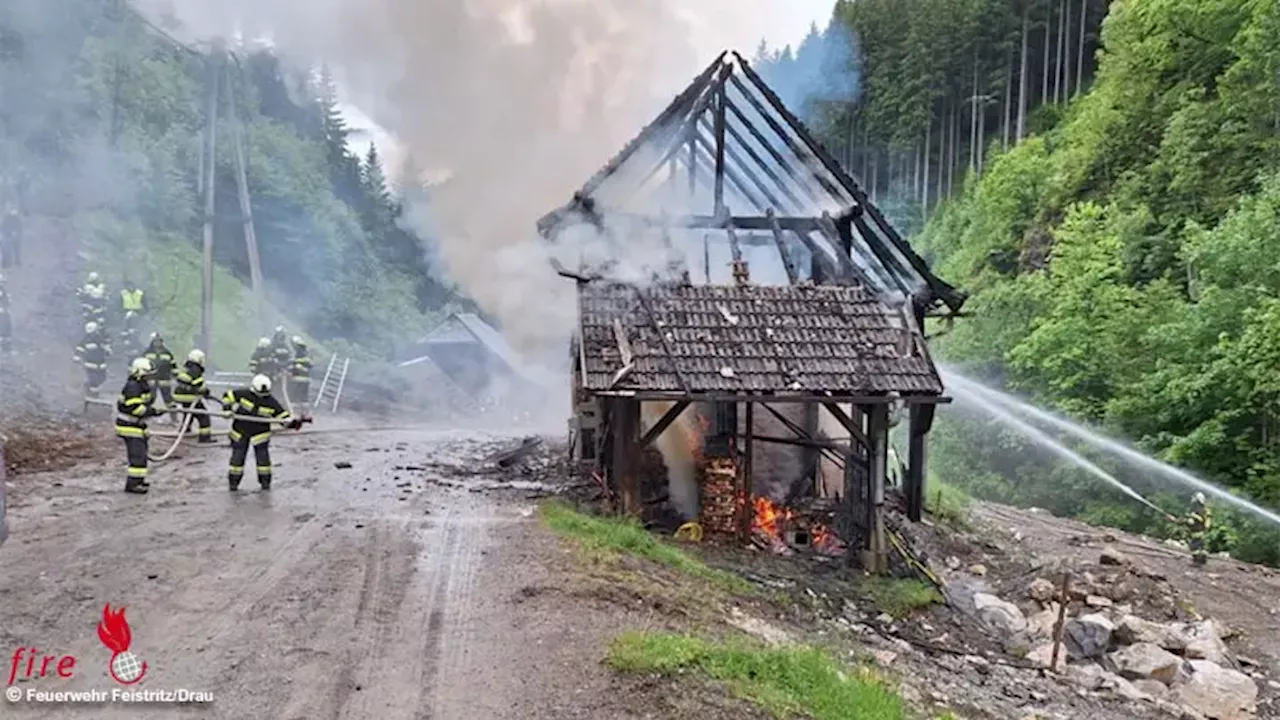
[{"x1": 536, "y1": 51, "x2": 966, "y2": 572}]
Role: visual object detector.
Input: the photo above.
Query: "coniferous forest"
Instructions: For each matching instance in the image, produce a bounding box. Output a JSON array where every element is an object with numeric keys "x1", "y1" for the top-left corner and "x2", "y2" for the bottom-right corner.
[{"x1": 758, "y1": 0, "x2": 1280, "y2": 564}]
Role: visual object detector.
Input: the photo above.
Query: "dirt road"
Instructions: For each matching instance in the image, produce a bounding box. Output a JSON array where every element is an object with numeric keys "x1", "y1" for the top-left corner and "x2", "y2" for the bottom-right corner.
[{"x1": 0, "y1": 424, "x2": 640, "y2": 719}]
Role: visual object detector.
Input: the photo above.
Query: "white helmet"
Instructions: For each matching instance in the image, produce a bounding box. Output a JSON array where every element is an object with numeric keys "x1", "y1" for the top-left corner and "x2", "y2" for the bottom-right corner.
[
  {"x1": 1193, "y1": 492, "x2": 1206, "y2": 504},
  {"x1": 274, "y1": 325, "x2": 285, "y2": 334},
  {"x1": 87, "y1": 272, "x2": 100, "y2": 283},
  {"x1": 84, "y1": 321, "x2": 98, "y2": 334},
  {"x1": 188, "y1": 349, "x2": 206, "y2": 365},
  {"x1": 129, "y1": 357, "x2": 154, "y2": 378},
  {"x1": 257, "y1": 337, "x2": 270, "y2": 348},
  {"x1": 87, "y1": 285, "x2": 103, "y2": 299},
  {"x1": 251, "y1": 374, "x2": 272, "y2": 393},
  {"x1": 149, "y1": 332, "x2": 162, "y2": 342},
  {"x1": 292, "y1": 335, "x2": 305, "y2": 346}
]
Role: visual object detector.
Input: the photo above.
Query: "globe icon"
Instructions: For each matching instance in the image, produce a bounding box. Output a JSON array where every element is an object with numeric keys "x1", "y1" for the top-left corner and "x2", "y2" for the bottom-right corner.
[{"x1": 111, "y1": 652, "x2": 144, "y2": 683}]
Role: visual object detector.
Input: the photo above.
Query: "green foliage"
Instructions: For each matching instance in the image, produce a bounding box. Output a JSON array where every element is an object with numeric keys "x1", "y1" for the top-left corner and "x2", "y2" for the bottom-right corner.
[
  {"x1": 607, "y1": 631, "x2": 905, "y2": 720},
  {"x1": 538, "y1": 502, "x2": 753, "y2": 594},
  {"x1": 859, "y1": 577, "x2": 943, "y2": 618},
  {"x1": 878, "y1": 0, "x2": 1280, "y2": 564}
]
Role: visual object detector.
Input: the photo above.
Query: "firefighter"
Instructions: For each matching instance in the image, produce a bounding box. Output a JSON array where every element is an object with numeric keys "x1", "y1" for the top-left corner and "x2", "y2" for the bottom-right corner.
[
  {"x1": 119, "y1": 310, "x2": 141, "y2": 362},
  {"x1": 143, "y1": 332, "x2": 175, "y2": 408},
  {"x1": 288, "y1": 336, "x2": 312, "y2": 409},
  {"x1": 1185, "y1": 492, "x2": 1211, "y2": 566},
  {"x1": 248, "y1": 337, "x2": 274, "y2": 376},
  {"x1": 116, "y1": 357, "x2": 164, "y2": 494},
  {"x1": 221, "y1": 373, "x2": 302, "y2": 491},
  {"x1": 80, "y1": 282, "x2": 106, "y2": 328},
  {"x1": 173, "y1": 348, "x2": 215, "y2": 444},
  {"x1": 0, "y1": 273, "x2": 11, "y2": 354},
  {"x1": 1, "y1": 207, "x2": 20, "y2": 268},
  {"x1": 269, "y1": 326, "x2": 292, "y2": 385},
  {"x1": 77, "y1": 271, "x2": 105, "y2": 302},
  {"x1": 74, "y1": 321, "x2": 111, "y2": 398},
  {"x1": 119, "y1": 277, "x2": 147, "y2": 318}
]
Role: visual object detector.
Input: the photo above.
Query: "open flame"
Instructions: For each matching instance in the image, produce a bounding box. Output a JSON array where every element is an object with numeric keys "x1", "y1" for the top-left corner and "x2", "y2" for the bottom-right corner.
[{"x1": 752, "y1": 496, "x2": 845, "y2": 556}]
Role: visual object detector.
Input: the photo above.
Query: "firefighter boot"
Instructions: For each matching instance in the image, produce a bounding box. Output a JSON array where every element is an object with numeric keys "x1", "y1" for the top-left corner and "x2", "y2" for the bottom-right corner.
[
  {"x1": 259, "y1": 476, "x2": 272, "y2": 490},
  {"x1": 198, "y1": 436, "x2": 216, "y2": 444},
  {"x1": 124, "y1": 478, "x2": 149, "y2": 494}
]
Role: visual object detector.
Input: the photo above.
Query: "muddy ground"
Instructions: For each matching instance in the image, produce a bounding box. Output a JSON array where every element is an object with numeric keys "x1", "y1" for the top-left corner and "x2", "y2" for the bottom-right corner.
[{"x1": 4, "y1": 416, "x2": 1280, "y2": 719}]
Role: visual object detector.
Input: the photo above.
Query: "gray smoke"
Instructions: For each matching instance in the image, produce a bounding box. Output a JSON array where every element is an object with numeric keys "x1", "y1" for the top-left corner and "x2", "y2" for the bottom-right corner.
[{"x1": 126, "y1": 0, "x2": 798, "y2": 367}]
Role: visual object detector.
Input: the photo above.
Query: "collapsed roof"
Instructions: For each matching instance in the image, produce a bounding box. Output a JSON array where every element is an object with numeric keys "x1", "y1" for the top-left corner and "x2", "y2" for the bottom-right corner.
[{"x1": 537, "y1": 51, "x2": 966, "y2": 316}]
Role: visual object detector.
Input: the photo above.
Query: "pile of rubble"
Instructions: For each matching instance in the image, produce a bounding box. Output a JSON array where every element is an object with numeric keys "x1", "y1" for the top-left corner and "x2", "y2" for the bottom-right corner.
[{"x1": 972, "y1": 547, "x2": 1267, "y2": 719}]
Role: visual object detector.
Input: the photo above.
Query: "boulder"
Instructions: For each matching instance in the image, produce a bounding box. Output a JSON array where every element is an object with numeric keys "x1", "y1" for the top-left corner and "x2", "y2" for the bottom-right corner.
[
  {"x1": 1027, "y1": 578, "x2": 1057, "y2": 602},
  {"x1": 1174, "y1": 660, "x2": 1258, "y2": 720},
  {"x1": 1026, "y1": 643, "x2": 1065, "y2": 671},
  {"x1": 1132, "y1": 679, "x2": 1168, "y2": 699},
  {"x1": 1100, "y1": 547, "x2": 1129, "y2": 565},
  {"x1": 1115, "y1": 615, "x2": 1188, "y2": 652},
  {"x1": 1063, "y1": 613, "x2": 1114, "y2": 659},
  {"x1": 973, "y1": 592, "x2": 1027, "y2": 636},
  {"x1": 1184, "y1": 620, "x2": 1231, "y2": 665},
  {"x1": 1109, "y1": 642, "x2": 1184, "y2": 685},
  {"x1": 1027, "y1": 605, "x2": 1061, "y2": 639}
]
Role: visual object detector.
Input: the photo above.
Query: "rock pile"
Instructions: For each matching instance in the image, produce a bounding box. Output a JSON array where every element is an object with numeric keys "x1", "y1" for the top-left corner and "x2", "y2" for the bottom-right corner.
[{"x1": 975, "y1": 548, "x2": 1263, "y2": 719}]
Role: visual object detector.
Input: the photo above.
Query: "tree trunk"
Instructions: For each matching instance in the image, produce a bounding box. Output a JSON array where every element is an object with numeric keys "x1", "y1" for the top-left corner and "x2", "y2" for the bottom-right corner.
[
  {"x1": 870, "y1": 150, "x2": 878, "y2": 203},
  {"x1": 1002, "y1": 52, "x2": 1013, "y2": 150},
  {"x1": 977, "y1": 96, "x2": 987, "y2": 175},
  {"x1": 1042, "y1": 8, "x2": 1051, "y2": 104},
  {"x1": 1054, "y1": 0, "x2": 1066, "y2": 102},
  {"x1": 913, "y1": 143, "x2": 921, "y2": 200},
  {"x1": 969, "y1": 56, "x2": 979, "y2": 172},
  {"x1": 947, "y1": 105, "x2": 957, "y2": 196},
  {"x1": 1075, "y1": 0, "x2": 1087, "y2": 96},
  {"x1": 1062, "y1": 0, "x2": 1072, "y2": 99},
  {"x1": 1017, "y1": 3, "x2": 1030, "y2": 140},
  {"x1": 922, "y1": 116, "x2": 932, "y2": 216},
  {"x1": 862, "y1": 121, "x2": 870, "y2": 182}
]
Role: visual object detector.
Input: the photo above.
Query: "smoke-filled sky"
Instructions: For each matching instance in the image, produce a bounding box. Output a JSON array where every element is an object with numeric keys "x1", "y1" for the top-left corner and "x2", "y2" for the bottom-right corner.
[{"x1": 130, "y1": 0, "x2": 840, "y2": 361}]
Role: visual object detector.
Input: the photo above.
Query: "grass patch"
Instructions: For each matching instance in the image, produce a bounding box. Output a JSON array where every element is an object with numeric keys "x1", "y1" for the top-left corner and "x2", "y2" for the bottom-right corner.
[
  {"x1": 860, "y1": 577, "x2": 942, "y2": 618},
  {"x1": 608, "y1": 631, "x2": 904, "y2": 720},
  {"x1": 926, "y1": 476, "x2": 972, "y2": 527},
  {"x1": 539, "y1": 502, "x2": 753, "y2": 594}
]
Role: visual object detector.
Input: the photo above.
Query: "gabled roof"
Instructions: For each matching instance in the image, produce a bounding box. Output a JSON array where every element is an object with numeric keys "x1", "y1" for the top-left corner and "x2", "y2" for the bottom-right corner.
[
  {"x1": 538, "y1": 51, "x2": 965, "y2": 315},
  {"x1": 411, "y1": 312, "x2": 530, "y2": 381},
  {"x1": 577, "y1": 281, "x2": 942, "y2": 397}
]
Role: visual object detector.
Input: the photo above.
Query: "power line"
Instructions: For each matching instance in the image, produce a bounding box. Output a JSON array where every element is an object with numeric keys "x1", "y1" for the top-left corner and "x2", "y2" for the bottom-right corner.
[{"x1": 118, "y1": 3, "x2": 203, "y2": 57}]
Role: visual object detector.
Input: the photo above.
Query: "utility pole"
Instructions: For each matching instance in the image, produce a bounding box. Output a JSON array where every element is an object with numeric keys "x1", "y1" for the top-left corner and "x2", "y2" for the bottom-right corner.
[
  {"x1": 226, "y1": 59, "x2": 264, "y2": 328},
  {"x1": 199, "y1": 41, "x2": 223, "y2": 359}
]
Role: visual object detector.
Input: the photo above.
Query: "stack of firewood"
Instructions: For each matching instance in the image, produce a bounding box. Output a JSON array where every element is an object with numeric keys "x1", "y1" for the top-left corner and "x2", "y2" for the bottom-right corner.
[{"x1": 700, "y1": 457, "x2": 740, "y2": 535}]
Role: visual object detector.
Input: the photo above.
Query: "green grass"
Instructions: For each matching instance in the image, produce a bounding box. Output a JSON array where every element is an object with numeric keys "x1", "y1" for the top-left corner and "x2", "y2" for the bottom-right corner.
[
  {"x1": 539, "y1": 502, "x2": 753, "y2": 594},
  {"x1": 860, "y1": 577, "x2": 943, "y2": 618},
  {"x1": 608, "y1": 631, "x2": 905, "y2": 720},
  {"x1": 925, "y1": 476, "x2": 972, "y2": 527}
]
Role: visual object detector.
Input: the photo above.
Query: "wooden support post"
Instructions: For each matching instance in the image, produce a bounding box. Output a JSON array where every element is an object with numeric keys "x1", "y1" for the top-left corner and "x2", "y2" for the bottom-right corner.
[
  {"x1": 611, "y1": 399, "x2": 641, "y2": 516},
  {"x1": 906, "y1": 404, "x2": 935, "y2": 522},
  {"x1": 1050, "y1": 572, "x2": 1072, "y2": 672},
  {"x1": 712, "y1": 64, "x2": 729, "y2": 217},
  {"x1": 638, "y1": 400, "x2": 690, "y2": 448},
  {"x1": 199, "y1": 42, "x2": 222, "y2": 357},
  {"x1": 741, "y1": 402, "x2": 754, "y2": 541},
  {"x1": 802, "y1": 402, "x2": 820, "y2": 492},
  {"x1": 864, "y1": 404, "x2": 890, "y2": 573}
]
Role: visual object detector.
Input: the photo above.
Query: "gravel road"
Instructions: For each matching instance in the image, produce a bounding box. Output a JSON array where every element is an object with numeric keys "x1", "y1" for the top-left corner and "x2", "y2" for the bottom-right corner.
[{"x1": 0, "y1": 425, "x2": 633, "y2": 719}]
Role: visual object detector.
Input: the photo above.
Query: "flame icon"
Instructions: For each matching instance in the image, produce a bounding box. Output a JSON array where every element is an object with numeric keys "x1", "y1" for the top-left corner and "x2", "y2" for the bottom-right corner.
[{"x1": 97, "y1": 604, "x2": 147, "y2": 685}]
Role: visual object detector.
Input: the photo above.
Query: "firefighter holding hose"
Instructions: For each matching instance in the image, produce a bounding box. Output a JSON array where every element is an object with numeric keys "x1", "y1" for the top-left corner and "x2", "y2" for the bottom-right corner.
[
  {"x1": 173, "y1": 349, "x2": 215, "y2": 444},
  {"x1": 144, "y1": 333, "x2": 175, "y2": 409},
  {"x1": 116, "y1": 357, "x2": 164, "y2": 495},
  {"x1": 221, "y1": 374, "x2": 303, "y2": 492}
]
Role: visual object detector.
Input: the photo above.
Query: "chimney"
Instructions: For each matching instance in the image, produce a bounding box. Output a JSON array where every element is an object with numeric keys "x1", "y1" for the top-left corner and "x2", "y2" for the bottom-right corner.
[{"x1": 732, "y1": 259, "x2": 750, "y2": 286}]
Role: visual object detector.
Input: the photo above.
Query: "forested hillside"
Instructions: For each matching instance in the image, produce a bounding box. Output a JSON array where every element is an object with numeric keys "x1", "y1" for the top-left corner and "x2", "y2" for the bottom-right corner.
[
  {"x1": 761, "y1": 0, "x2": 1280, "y2": 565},
  {"x1": 0, "y1": 0, "x2": 461, "y2": 360}
]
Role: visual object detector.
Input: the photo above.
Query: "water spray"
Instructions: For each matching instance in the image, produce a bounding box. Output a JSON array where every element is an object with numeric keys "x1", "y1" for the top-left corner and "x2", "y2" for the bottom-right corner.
[
  {"x1": 943, "y1": 372, "x2": 1169, "y2": 516},
  {"x1": 941, "y1": 367, "x2": 1280, "y2": 528}
]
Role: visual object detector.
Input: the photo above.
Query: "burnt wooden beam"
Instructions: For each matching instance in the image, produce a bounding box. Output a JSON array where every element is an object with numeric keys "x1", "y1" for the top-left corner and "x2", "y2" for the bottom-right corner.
[
  {"x1": 766, "y1": 209, "x2": 799, "y2": 284},
  {"x1": 723, "y1": 98, "x2": 826, "y2": 209},
  {"x1": 623, "y1": 76, "x2": 730, "y2": 204},
  {"x1": 712, "y1": 63, "x2": 729, "y2": 216},
  {"x1": 697, "y1": 116, "x2": 797, "y2": 215},
  {"x1": 820, "y1": 401, "x2": 870, "y2": 450},
  {"x1": 814, "y1": 212, "x2": 864, "y2": 284},
  {"x1": 638, "y1": 400, "x2": 691, "y2": 448},
  {"x1": 577, "y1": 52, "x2": 726, "y2": 198},
  {"x1": 721, "y1": 107, "x2": 808, "y2": 211},
  {"x1": 740, "y1": 402, "x2": 755, "y2": 540},
  {"x1": 725, "y1": 224, "x2": 744, "y2": 264},
  {"x1": 725, "y1": 72, "x2": 847, "y2": 202},
  {"x1": 735, "y1": 432, "x2": 844, "y2": 451},
  {"x1": 611, "y1": 399, "x2": 642, "y2": 516},
  {"x1": 731, "y1": 53, "x2": 965, "y2": 313},
  {"x1": 905, "y1": 404, "x2": 934, "y2": 523},
  {"x1": 691, "y1": 131, "x2": 770, "y2": 213},
  {"x1": 848, "y1": 211, "x2": 921, "y2": 293},
  {"x1": 592, "y1": 390, "x2": 953, "y2": 404}
]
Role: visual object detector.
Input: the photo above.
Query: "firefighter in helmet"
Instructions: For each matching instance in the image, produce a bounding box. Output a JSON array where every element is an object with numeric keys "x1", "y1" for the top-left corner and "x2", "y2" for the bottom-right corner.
[
  {"x1": 221, "y1": 373, "x2": 303, "y2": 491},
  {"x1": 116, "y1": 357, "x2": 165, "y2": 494},
  {"x1": 74, "y1": 321, "x2": 111, "y2": 398}
]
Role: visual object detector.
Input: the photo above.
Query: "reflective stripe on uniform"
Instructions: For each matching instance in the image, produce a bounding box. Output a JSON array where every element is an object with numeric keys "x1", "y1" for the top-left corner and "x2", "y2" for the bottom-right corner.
[
  {"x1": 115, "y1": 425, "x2": 148, "y2": 438},
  {"x1": 255, "y1": 465, "x2": 272, "y2": 474},
  {"x1": 251, "y1": 432, "x2": 271, "y2": 446},
  {"x1": 127, "y1": 466, "x2": 148, "y2": 477}
]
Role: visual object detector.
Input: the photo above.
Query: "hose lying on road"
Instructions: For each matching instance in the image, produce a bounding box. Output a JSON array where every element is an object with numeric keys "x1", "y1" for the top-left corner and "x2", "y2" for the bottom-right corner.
[{"x1": 148, "y1": 412, "x2": 193, "y2": 462}]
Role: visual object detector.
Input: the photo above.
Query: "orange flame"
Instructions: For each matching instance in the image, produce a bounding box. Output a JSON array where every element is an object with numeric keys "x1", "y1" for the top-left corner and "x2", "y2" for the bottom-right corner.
[{"x1": 752, "y1": 496, "x2": 845, "y2": 555}]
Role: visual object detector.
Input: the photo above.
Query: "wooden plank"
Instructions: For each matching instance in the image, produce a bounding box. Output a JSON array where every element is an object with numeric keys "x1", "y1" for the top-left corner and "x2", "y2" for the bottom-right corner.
[
  {"x1": 638, "y1": 400, "x2": 690, "y2": 448},
  {"x1": 820, "y1": 401, "x2": 870, "y2": 450}
]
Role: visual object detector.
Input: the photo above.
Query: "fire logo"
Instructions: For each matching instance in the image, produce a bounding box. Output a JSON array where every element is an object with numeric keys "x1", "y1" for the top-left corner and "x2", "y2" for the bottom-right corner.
[{"x1": 96, "y1": 604, "x2": 147, "y2": 685}]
